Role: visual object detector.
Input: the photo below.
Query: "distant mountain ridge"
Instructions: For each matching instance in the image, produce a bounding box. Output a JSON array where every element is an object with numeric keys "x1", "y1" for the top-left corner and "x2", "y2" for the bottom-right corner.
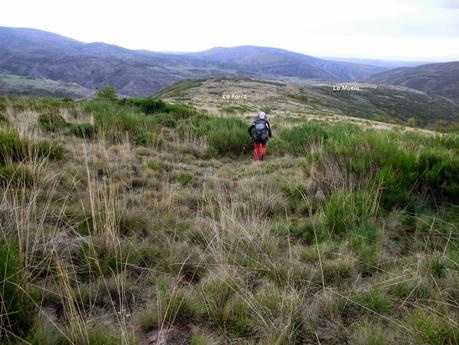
[
  {"x1": 1, "y1": 26, "x2": 458, "y2": 100},
  {"x1": 0, "y1": 26, "x2": 387, "y2": 97},
  {"x1": 363, "y1": 61, "x2": 459, "y2": 101},
  {"x1": 321, "y1": 57, "x2": 433, "y2": 69},
  {"x1": 192, "y1": 46, "x2": 387, "y2": 81}
]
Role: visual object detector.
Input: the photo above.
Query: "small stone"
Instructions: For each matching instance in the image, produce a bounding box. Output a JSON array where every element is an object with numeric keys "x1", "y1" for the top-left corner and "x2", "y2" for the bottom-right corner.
[
  {"x1": 52, "y1": 232, "x2": 90, "y2": 256},
  {"x1": 146, "y1": 327, "x2": 187, "y2": 345},
  {"x1": 315, "y1": 189, "x2": 326, "y2": 202}
]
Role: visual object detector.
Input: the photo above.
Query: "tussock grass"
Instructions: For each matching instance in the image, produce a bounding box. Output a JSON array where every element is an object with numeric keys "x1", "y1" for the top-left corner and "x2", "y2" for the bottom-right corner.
[{"x1": 0, "y1": 95, "x2": 458, "y2": 345}]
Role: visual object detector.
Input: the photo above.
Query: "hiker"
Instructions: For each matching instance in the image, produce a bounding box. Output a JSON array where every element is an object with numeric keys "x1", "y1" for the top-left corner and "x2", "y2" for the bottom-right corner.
[{"x1": 248, "y1": 111, "x2": 272, "y2": 161}]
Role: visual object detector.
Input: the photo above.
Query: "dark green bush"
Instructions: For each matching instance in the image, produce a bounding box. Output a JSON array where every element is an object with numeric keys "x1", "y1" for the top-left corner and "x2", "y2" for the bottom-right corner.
[
  {"x1": 219, "y1": 296, "x2": 253, "y2": 338},
  {"x1": 375, "y1": 167, "x2": 414, "y2": 210},
  {"x1": 0, "y1": 238, "x2": 34, "y2": 339},
  {"x1": 0, "y1": 97, "x2": 6, "y2": 112},
  {"x1": 177, "y1": 173, "x2": 193, "y2": 186},
  {"x1": 280, "y1": 122, "x2": 329, "y2": 155},
  {"x1": 189, "y1": 116, "x2": 252, "y2": 157},
  {"x1": 353, "y1": 291, "x2": 393, "y2": 314},
  {"x1": 82, "y1": 100, "x2": 156, "y2": 143},
  {"x1": 0, "y1": 112, "x2": 9, "y2": 124},
  {"x1": 152, "y1": 113, "x2": 177, "y2": 127},
  {"x1": 207, "y1": 126, "x2": 252, "y2": 157},
  {"x1": 120, "y1": 98, "x2": 168, "y2": 114},
  {"x1": 0, "y1": 166, "x2": 33, "y2": 187},
  {"x1": 96, "y1": 87, "x2": 117, "y2": 100},
  {"x1": 35, "y1": 141, "x2": 67, "y2": 160},
  {"x1": 0, "y1": 130, "x2": 27, "y2": 165},
  {"x1": 38, "y1": 112, "x2": 68, "y2": 132},
  {"x1": 133, "y1": 131, "x2": 148, "y2": 146},
  {"x1": 131, "y1": 131, "x2": 163, "y2": 147},
  {"x1": 418, "y1": 149, "x2": 459, "y2": 197},
  {"x1": 146, "y1": 161, "x2": 161, "y2": 170},
  {"x1": 323, "y1": 190, "x2": 376, "y2": 236},
  {"x1": 350, "y1": 223, "x2": 382, "y2": 267},
  {"x1": 407, "y1": 309, "x2": 459, "y2": 345},
  {"x1": 68, "y1": 123, "x2": 96, "y2": 139},
  {"x1": 119, "y1": 98, "x2": 197, "y2": 118}
]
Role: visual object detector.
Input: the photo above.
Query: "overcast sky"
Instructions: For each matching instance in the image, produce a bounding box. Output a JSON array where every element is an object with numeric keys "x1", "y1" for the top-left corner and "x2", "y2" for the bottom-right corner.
[{"x1": 1, "y1": 0, "x2": 459, "y2": 61}]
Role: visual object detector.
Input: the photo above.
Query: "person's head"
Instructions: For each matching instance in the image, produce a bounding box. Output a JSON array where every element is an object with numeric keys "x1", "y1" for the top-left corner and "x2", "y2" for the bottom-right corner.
[{"x1": 259, "y1": 111, "x2": 266, "y2": 120}]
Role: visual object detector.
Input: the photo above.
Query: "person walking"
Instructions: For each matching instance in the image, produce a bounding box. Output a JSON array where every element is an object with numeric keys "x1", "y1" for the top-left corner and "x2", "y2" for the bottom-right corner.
[{"x1": 248, "y1": 111, "x2": 272, "y2": 161}]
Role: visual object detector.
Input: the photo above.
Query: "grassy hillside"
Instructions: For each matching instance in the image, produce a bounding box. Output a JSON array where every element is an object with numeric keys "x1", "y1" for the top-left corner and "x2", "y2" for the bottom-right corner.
[
  {"x1": 0, "y1": 74, "x2": 94, "y2": 98},
  {"x1": 0, "y1": 95, "x2": 458, "y2": 345},
  {"x1": 364, "y1": 61, "x2": 459, "y2": 102},
  {"x1": 158, "y1": 77, "x2": 459, "y2": 130}
]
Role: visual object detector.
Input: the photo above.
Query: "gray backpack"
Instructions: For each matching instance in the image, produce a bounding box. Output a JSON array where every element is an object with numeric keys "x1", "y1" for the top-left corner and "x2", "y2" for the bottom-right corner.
[{"x1": 253, "y1": 120, "x2": 269, "y2": 142}]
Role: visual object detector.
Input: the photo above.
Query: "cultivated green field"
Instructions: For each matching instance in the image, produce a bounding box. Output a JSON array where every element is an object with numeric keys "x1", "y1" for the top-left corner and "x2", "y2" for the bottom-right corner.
[
  {"x1": 0, "y1": 75, "x2": 94, "y2": 98},
  {"x1": 0, "y1": 94, "x2": 458, "y2": 345}
]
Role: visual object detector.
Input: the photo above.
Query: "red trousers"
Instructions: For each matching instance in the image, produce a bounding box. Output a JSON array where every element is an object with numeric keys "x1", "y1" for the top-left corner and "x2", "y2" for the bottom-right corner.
[{"x1": 254, "y1": 143, "x2": 267, "y2": 161}]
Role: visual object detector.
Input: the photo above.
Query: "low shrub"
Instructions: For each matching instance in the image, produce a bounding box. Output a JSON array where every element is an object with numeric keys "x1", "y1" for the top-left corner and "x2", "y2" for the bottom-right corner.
[
  {"x1": 0, "y1": 166, "x2": 33, "y2": 187},
  {"x1": 407, "y1": 309, "x2": 459, "y2": 345},
  {"x1": 418, "y1": 149, "x2": 459, "y2": 197},
  {"x1": 96, "y1": 87, "x2": 117, "y2": 100},
  {"x1": 0, "y1": 112, "x2": 9, "y2": 124},
  {"x1": 120, "y1": 97, "x2": 197, "y2": 118},
  {"x1": 323, "y1": 190, "x2": 377, "y2": 236},
  {"x1": 353, "y1": 291, "x2": 393, "y2": 314},
  {"x1": 146, "y1": 161, "x2": 161, "y2": 170},
  {"x1": 207, "y1": 126, "x2": 252, "y2": 157},
  {"x1": 223, "y1": 296, "x2": 254, "y2": 338},
  {"x1": 177, "y1": 172, "x2": 193, "y2": 186},
  {"x1": 280, "y1": 122, "x2": 329, "y2": 155},
  {"x1": 38, "y1": 112, "x2": 68, "y2": 132},
  {"x1": 0, "y1": 130, "x2": 27, "y2": 165},
  {"x1": 0, "y1": 130, "x2": 66, "y2": 165},
  {"x1": 137, "y1": 279, "x2": 200, "y2": 330},
  {"x1": 68, "y1": 123, "x2": 97, "y2": 139},
  {"x1": 0, "y1": 238, "x2": 34, "y2": 339},
  {"x1": 350, "y1": 223, "x2": 382, "y2": 267},
  {"x1": 82, "y1": 100, "x2": 156, "y2": 143},
  {"x1": 35, "y1": 141, "x2": 67, "y2": 160}
]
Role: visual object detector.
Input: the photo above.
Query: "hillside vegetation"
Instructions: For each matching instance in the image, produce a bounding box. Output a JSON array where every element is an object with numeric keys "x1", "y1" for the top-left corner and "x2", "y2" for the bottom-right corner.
[
  {"x1": 364, "y1": 61, "x2": 459, "y2": 102},
  {"x1": 0, "y1": 95, "x2": 458, "y2": 345},
  {"x1": 0, "y1": 74, "x2": 94, "y2": 98},
  {"x1": 159, "y1": 77, "x2": 459, "y2": 130}
]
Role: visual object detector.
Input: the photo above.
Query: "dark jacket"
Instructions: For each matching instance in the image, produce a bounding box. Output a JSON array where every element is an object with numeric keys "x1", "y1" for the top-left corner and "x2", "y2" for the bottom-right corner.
[{"x1": 248, "y1": 119, "x2": 272, "y2": 144}]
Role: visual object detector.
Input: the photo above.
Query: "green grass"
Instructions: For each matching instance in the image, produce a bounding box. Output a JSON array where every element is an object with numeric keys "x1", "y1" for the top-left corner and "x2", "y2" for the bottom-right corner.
[
  {"x1": 407, "y1": 309, "x2": 459, "y2": 345},
  {"x1": 137, "y1": 279, "x2": 201, "y2": 331},
  {"x1": 2, "y1": 74, "x2": 55, "y2": 90},
  {"x1": 1, "y1": 95, "x2": 459, "y2": 344},
  {"x1": 177, "y1": 172, "x2": 193, "y2": 186},
  {"x1": 146, "y1": 161, "x2": 161, "y2": 171},
  {"x1": 0, "y1": 238, "x2": 34, "y2": 339},
  {"x1": 353, "y1": 291, "x2": 393, "y2": 314},
  {"x1": 67, "y1": 123, "x2": 97, "y2": 139},
  {"x1": 185, "y1": 116, "x2": 252, "y2": 157},
  {"x1": 0, "y1": 166, "x2": 33, "y2": 187},
  {"x1": 38, "y1": 112, "x2": 68, "y2": 132},
  {"x1": 0, "y1": 130, "x2": 27, "y2": 165}
]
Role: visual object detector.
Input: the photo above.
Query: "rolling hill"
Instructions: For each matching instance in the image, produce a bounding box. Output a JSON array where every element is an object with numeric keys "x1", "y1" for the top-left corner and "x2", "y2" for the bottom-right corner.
[
  {"x1": 0, "y1": 26, "x2": 388, "y2": 97},
  {"x1": 158, "y1": 77, "x2": 459, "y2": 127},
  {"x1": 364, "y1": 61, "x2": 459, "y2": 101}
]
